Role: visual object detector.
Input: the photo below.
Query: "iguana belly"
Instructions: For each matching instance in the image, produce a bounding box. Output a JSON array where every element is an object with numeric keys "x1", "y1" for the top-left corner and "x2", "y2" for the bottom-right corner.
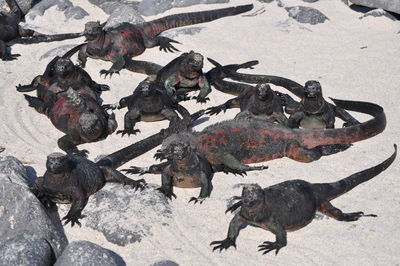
[
  {"x1": 140, "y1": 113, "x2": 166, "y2": 122},
  {"x1": 300, "y1": 116, "x2": 326, "y2": 129},
  {"x1": 172, "y1": 173, "x2": 201, "y2": 188}
]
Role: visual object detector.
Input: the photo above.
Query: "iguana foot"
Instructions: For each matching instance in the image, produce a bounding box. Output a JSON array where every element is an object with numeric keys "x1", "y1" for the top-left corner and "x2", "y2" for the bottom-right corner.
[
  {"x1": 1, "y1": 53, "x2": 20, "y2": 61},
  {"x1": 247, "y1": 165, "x2": 268, "y2": 171},
  {"x1": 192, "y1": 96, "x2": 210, "y2": 103},
  {"x1": 154, "y1": 150, "x2": 166, "y2": 161},
  {"x1": 122, "y1": 166, "x2": 149, "y2": 175},
  {"x1": 31, "y1": 186, "x2": 56, "y2": 209},
  {"x1": 16, "y1": 84, "x2": 34, "y2": 92},
  {"x1": 157, "y1": 187, "x2": 176, "y2": 200},
  {"x1": 123, "y1": 178, "x2": 146, "y2": 191},
  {"x1": 317, "y1": 144, "x2": 352, "y2": 156},
  {"x1": 116, "y1": 128, "x2": 140, "y2": 137},
  {"x1": 100, "y1": 69, "x2": 120, "y2": 79},
  {"x1": 72, "y1": 149, "x2": 89, "y2": 158},
  {"x1": 159, "y1": 38, "x2": 180, "y2": 53},
  {"x1": 99, "y1": 84, "x2": 110, "y2": 91},
  {"x1": 206, "y1": 105, "x2": 227, "y2": 116},
  {"x1": 188, "y1": 197, "x2": 206, "y2": 205},
  {"x1": 62, "y1": 213, "x2": 86, "y2": 227},
  {"x1": 102, "y1": 103, "x2": 119, "y2": 111},
  {"x1": 341, "y1": 211, "x2": 377, "y2": 222},
  {"x1": 258, "y1": 241, "x2": 284, "y2": 255},
  {"x1": 210, "y1": 238, "x2": 236, "y2": 252}
]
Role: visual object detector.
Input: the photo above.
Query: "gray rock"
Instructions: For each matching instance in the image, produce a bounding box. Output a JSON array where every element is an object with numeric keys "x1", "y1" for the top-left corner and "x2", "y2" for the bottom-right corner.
[
  {"x1": 39, "y1": 44, "x2": 78, "y2": 60},
  {"x1": 104, "y1": 4, "x2": 145, "y2": 29},
  {"x1": 54, "y1": 241, "x2": 124, "y2": 266},
  {"x1": 138, "y1": 0, "x2": 230, "y2": 16},
  {"x1": 0, "y1": 0, "x2": 37, "y2": 14},
  {"x1": 285, "y1": 6, "x2": 329, "y2": 24},
  {"x1": 0, "y1": 233, "x2": 55, "y2": 266},
  {"x1": 81, "y1": 183, "x2": 172, "y2": 246},
  {"x1": 258, "y1": 0, "x2": 274, "y2": 3},
  {"x1": 302, "y1": 0, "x2": 319, "y2": 2},
  {"x1": 0, "y1": 156, "x2": 68, "y2": 258},
  {"x1": 341, "y1": 0, "x2": 349, "y2": 5},
  {"x1": 349, "y1": 0, "x2": 400, "y2": 15},
  {"x1": 161, "y1": 26, "x2": 204, "y2": 38},
  {"x1": 151, "y1": 260, "x2": 180, "y2": 266},
  {"x1": 98, "y1": 1, "x2": 140, "y2": 14},
  {"x1": 25, "y1": 0, "x2": 88, "y2": 20},
  {"x1": 359, "y1": 8, "x2": 397, "y2": 20}
]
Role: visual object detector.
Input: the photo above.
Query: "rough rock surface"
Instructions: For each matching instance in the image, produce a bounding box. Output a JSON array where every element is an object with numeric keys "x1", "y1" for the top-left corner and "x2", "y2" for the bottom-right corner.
[
  {"x1": 150, "y1": 260, "x2": 180, "y2": 266},
  {"x1": 285, "y1": 6, "x2": 329, "y2": 24},
  {"x1": 104, "y1": 3, "x2": 145, "y2": 29},
  {"x1": 138, "y1": 0, "x2": 230, "y2": 16},
  {"x1": 0, "y1": 156, "x2": 68, "y2": 258},
  {"x1": 25, "y1": 0, "x2": 88, "y2": 20},
  {"x1": 54, "y1": 241, "x2": 124, "y2": 266},
  {"x1": 359, "y1": 8, "x2": 397, "y2": 20},
  {"x1": 0, "y1": 233, "x2": 55, "y2": 266},
  {"x1": 350, "y1": 0, "x2": 400, "y2": 15},
  {"x1": 161, "y1": 26, "x2": 204, "y2": 38},
  {"x1": 39, "y1": 44, "x2": 78, "y2": 60},
  {"x1": 0, "y1": 0, "x2": 37, "y2": 14},
  {"x1": 60, "y1": 183, "x2": 172, "y2": 246}
]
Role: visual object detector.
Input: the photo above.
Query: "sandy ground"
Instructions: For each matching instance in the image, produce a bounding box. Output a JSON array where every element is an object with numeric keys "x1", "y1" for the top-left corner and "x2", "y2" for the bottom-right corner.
[{"x1": 1, "y1": 0, "x2": 399, "y2": 265}]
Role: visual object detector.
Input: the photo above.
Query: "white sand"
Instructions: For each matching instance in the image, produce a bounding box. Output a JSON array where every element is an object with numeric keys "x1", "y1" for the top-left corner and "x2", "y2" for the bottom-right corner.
[{"x1": 1, "y1": 0, "x2": 399, "y2": 264}]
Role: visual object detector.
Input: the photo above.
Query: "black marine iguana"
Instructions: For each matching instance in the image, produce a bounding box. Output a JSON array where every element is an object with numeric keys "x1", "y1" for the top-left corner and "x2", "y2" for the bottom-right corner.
[
  {"x1": 278, "y1": 80, "x2": 359, "y2": 128},
  {"x1": 210, "y1": 144, "x2": 397, "y2": 254},
  {"x1": 103, "y1": 76, "x2": 191, "y2": 137},
  {"x1": 32, "y1": 110, "x2": 205, "y2": 227},
  {"x1": 69, "y1": 4, "x2": 254, "y2": 77},
  {"x1": 212, "y1": 59, "x2": 360, "y2": 128},
  {"x1": 206, "y1": 83, "x2": 289, "y2": 125},
  {"x1": 123, "y1": 138, "x2": 268, "y2": 202},
  {"x1": 0, "y1": 0, "x2": 82, "y2": 61},
  {"x1": 155, "y1": 50, "x2": 211, "y2": 103}
]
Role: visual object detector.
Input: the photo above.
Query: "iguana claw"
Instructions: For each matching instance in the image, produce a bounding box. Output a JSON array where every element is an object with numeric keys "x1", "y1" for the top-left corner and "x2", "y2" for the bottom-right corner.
[
  {"x1": 210, "y1": 238, "x2": 236, "y2": 252},
  {"x1": 116, "y1": 129, "x2": 140, "y2": 137},
  {"x1": 100, "y1": 69, "x2": 120, "y2": 79}
]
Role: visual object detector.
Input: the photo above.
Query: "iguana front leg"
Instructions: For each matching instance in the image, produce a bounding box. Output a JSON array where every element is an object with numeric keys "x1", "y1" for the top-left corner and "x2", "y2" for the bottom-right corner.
[
  {"x1": 188, "y1": 172, "x2": 213, "y2": 204},
  {"x1": 101, "y1": 166, "x2": 146, "y2": 190},
  {"x1": 57, "y1": 135, "x2": 88, "y2": 157},
  {"x1": 158, "y1": 169, "x2": 176, "y2": 200},
  {"x1": 62, "y1": 189, "x2": 87, "y2": 227},
  {"x1": 122, "y1": 161, "x2": 170, "y2": 175},
  {"x1": 334, "y1": 105, "x2": 360, "y2": 127},
  {"x1": 0, "y1": 40, "x2": 19, "y2": 61},
  {"x1": 206, "y1": 98, "x2": 240, "y2": 116},
  {"x1": 100, "y1": 54, "x2": 125, "y2": 78},
  {"x1": 117, "y1": 108, "x2": 141, "y2": 137},
  {"x1": 288, "y1": 111, "x2": 305, "y2": 128},
  {"x1": 164, "y1": 75, "x2": 180, "y2": 97},
  {"x1": 210, "y1": 213, "x2": 246, "y2": 251},
  {"x1": 215, "y1": 152, "x2": 268, "y2": 175},
  {"x1": 77, "y1": 45, "x2": 88, "y2": 68},
  {"x1": 257, "y1": 220, "x2": 287, "y2": 255},
  {"x1": 192, "y1": 75, "x2": 211, "y2": 103}
]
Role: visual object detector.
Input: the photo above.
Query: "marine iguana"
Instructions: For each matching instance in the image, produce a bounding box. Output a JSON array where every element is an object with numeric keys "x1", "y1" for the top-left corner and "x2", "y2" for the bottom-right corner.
[
  {"x1": 278, "y1": 80, "x2": 359, "y2": 128},
  {"x1": 70, "y1": 4, "x2": 254, "y2": 77},
  {"x1": 103, "y1": 76, "x2": 191, "y2": 137},
  {"x1": 206, "y1": 83, "x2": 289, "y2": 125},
  {"x1": 125, "y1": 98, "x2": 385, "y2": 166},
  {"x1": 31, "y1": 152, "x2": 146, "y2": 227},
  {"x1": 212, "y1": 59, "x2": 360, "y2": 127},
  {"x1": 24, "y1": 88, "x2": 117, "y2": 156},
  {"x1": 123, "y1": 139, "x2": 268, "y2": 202},
  {"x1": 155, "y1": 50, "x2": 211, "y2": 103},
  {"x1": 16, "y1": 56, "x2": 110, "y2": 98},
  {"x1": 0, "y1": 0, "x2": 82, "y2": 61},
  {"x1": 31, "y1": 110, "x2": 205, "y2": 227},
  {"x1": 210, "y1": 144, "x2": 397, "y2": 254}
]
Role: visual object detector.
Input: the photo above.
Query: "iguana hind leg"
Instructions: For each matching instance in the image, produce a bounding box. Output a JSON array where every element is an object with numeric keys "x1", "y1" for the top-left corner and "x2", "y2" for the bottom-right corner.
[
  {"x1": 57, "y1": 135, "x2": 88, "y2": 157},
  {"x1": 117, "y1": 109, "x2": 140, "y2": 137},
  {"x1": 286, "y1": 143, "x2": 351, "y2": 163},
  {"x1": 318, "y1": 201, "x2": 377, "y2": 222},
  {"x1": 101, "y1": 166, "x2": 146, "y2": 190}
]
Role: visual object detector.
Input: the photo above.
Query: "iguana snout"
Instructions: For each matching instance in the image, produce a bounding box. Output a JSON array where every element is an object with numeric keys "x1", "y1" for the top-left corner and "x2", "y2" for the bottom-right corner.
[
  {"x1": 84, "y1": 21, "x2": 103, "y2": 41},
  {"x1": 242, "y1": 183, "x2": 264, "y2": 207}
]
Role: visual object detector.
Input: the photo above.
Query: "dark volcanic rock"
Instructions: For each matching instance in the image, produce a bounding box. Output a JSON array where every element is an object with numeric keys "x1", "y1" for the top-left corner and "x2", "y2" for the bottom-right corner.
[
  {"x1": 258, "y1": 0, "x2": 274, "y2": 3},
  {"x1": 25, "y1": 0, "x2": 88, "y2": 20},
  {"x1": 285, "y1": 6, "x2": 329, "y2": 24},
  {"x1": 54, "y1": 241, "x2": 124, "y2": 266},
  {"x1": 0, "y1": 156, "x2": 68, "y2": 258},
  {"x1": 0, "y1": 233, "x2": 55, "y2": 266},
  {"x1": 104, "y1": 4, "x2": 145, "y2": 29},
  {"x1": 0, "y1": 0, "x2": 37, "y2": 14},
  {"x1": 350, "y1": 0, "x2": 400, "y2": 15},
  {"x1": 302, "y1": 0, "x2": 319, "y2": 2},
  {"x1": 359, "y1": 8, "x2": 398, "y2": 20},
  {"x1": 138, "y1": 0, "x2": 230, "y2": 16},
  {"x1": 150, "y1": 260, "x2": 180, "y2": 266},
  {"x1": 80, "y1": 183, "x2": 172, "y2": 246}
]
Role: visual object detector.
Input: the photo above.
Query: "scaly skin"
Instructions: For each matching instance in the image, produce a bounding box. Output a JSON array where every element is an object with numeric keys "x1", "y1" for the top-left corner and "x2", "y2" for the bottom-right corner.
[
  {"x1": 103, "y1": 76, "x2": 190, "y2": 137},
  {"x1": 32, "y1": 152, "x2": 145, "y2": 227},
  {"x1": 152, "y1": 98, "x2": 386, "y2": 165},
  {"x1": 206, "y1": 83, "x2": 289, "y2": 125},
  {"x1": 0, "y1": 0, "x2": 82, "y2": 60},
  {"x1": 71, "y1": 4, "x2": 254, "y2": 76},
  {"x1": 156, "y1": 51, "x2": 211, "y2": 103},
  {"x1": 211, "y1": 145, "x2": 396, "y2": 254},
  {"x1": 23, "y1": 88, "x2": 117, "y2": 156}
]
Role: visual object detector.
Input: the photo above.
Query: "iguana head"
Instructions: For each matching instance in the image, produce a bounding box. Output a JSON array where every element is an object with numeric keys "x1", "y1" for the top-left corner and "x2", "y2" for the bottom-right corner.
[
  {"x1": 54, "y1": 58, "x2": 75, "y2": 77},
  {"x1": 84, "y1": 21, "x2": 103, "y2": 41},
  {"x1": 184, "y1": 51, "x2": 204, "y2": 71},
  {"x1": 255, "y1": 83, "x2": 273, "y2": 101},
  {"x1": 242, "y1": 183, "x2": 264, "y2": 208},
  {"x1": 46, "y1": 152, "x2": 69, "y2": 174},
  {"x1": 302, "y1": 80, "x2": 325, "y2": 114}
]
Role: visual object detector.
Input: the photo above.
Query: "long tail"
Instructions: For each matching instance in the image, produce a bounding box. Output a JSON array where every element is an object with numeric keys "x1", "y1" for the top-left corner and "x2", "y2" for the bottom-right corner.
[
  {"x1": 141, "y1": 4, "x2": 253, "y2": 37},
  {"x1": 124, "y1": 59, "x2": 163, "y2": 75},
  {"x1": 313, "y1": 144, "x2": 397, "y2": 201},
  {"x1": 7, "y1": 32, "x2": 83, "y2": 46},
  {"x1": 96, "y1": 110, "x2": 204, "y2": 169},
  {"x1": 62, "y1": 43, "x2": 87, "y2": 59},
  {"x1": 300, "y1": 98, "x2": 386, "y2": 148},
  {"x1": 5, "y1": 0, "x2": 23, "y2": 17}
]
